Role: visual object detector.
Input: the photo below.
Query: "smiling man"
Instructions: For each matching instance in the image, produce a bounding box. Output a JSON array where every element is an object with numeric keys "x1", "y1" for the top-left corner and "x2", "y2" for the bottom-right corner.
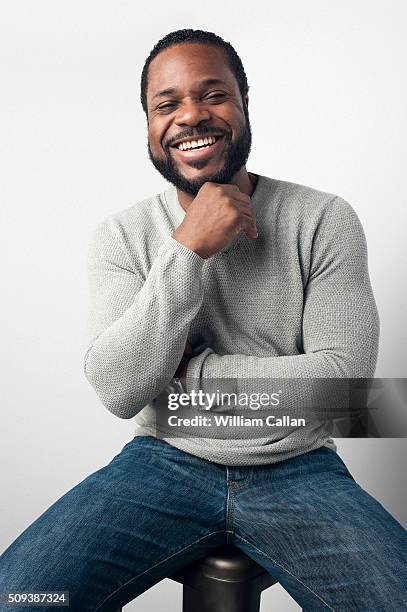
[
  {"x1": 1, "y1": 28, "x2": 407, "y2": 612},
  {"x1": 146, "y1": 43, "x2": 253, "y2": 199}
]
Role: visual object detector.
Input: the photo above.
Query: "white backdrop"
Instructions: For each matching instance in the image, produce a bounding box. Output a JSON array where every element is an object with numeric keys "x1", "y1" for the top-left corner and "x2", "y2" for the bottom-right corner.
[{"x1": 1, "y1": 1, "x2": 406, "y2": 610}]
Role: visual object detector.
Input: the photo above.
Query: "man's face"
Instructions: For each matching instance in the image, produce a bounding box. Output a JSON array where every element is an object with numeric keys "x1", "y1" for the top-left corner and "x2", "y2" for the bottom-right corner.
[{"x1": 146, "y1": 42, "x2": 252, "y2": 196}]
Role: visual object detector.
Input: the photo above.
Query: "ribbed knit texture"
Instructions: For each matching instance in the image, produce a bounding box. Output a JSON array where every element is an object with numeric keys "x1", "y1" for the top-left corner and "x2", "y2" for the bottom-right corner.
[{"x1": 84, "y1": 174, "x2": 380, "y2": 465}]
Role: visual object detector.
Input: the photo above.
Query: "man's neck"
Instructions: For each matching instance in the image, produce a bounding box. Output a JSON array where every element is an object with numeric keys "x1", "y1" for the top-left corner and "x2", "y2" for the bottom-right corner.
[{"x1": 176, "y1": 167, "x2": 257, "y2": 212}]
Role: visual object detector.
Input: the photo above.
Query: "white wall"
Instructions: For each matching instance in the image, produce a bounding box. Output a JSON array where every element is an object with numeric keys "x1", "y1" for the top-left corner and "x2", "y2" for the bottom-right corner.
[{"x1": 1, "y1": 1, "x2": 406, "y2": 610}]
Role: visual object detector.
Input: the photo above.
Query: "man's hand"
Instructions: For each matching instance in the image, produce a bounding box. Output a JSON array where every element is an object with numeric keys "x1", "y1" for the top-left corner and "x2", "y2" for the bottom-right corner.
[{"x1": 171, "y1": 182, "x2": 258, "y2": 259}]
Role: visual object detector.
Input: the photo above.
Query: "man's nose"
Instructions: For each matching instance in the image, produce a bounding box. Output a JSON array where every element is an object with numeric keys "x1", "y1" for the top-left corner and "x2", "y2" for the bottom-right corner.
[{"x1": 174, "y1": 101, "x2": 211, "y2": 126}]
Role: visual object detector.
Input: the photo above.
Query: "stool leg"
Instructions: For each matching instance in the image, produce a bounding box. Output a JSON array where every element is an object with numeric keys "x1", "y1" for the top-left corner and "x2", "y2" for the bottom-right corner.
[
  {"x1": 182, "y1": 580, "x2": 262, "y2": 612},
  {"x1": 183, "y1": 584, "x2": 206, "y2": 612}
]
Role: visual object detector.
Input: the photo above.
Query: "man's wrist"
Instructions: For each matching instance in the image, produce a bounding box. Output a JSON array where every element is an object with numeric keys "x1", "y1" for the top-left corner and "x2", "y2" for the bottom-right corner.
[{"x1": 171, "y1": 230, "x2": 209, "y2": 259}]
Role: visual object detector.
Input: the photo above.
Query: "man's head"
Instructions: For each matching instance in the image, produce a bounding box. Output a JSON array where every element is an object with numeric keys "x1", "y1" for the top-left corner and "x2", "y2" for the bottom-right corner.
[{"x1": 141, "y1": 29, "x2": 252, "y2": 196}]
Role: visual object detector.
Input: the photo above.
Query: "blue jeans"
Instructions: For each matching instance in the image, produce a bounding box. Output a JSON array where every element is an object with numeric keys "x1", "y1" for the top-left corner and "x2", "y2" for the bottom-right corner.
[{"x1": 1, "y1": 436, "x2": 406, "y2": 611}]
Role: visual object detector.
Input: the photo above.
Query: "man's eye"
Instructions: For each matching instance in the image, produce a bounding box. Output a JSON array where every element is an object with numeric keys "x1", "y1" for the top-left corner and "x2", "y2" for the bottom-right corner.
[
  {"x1": 158, "y1": 103, "x2": 176, "y2": 111},
  {"x1": 157, "y1": 93, "x2": 226, "y2": 111},
  {"x1": 206, "y1": 93, "x2": 226, "y2": 100}
]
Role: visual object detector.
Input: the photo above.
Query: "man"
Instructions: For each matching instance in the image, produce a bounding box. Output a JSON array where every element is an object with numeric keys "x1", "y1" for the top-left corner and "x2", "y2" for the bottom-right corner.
[{"x1": 1, "y1": 28, "x2": 406, "y2": 611}]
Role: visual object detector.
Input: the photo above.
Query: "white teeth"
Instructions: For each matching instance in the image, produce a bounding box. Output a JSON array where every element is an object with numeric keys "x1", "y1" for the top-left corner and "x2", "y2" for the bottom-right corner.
[{"x1": 177, "y1": 136, "x2": 218, "y2": 150}]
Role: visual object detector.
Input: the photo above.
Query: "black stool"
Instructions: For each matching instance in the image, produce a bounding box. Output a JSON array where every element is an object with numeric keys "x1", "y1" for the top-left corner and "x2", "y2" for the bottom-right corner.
[{"x1": 115, "y1": 545, "x2": 277, "y2": 611}]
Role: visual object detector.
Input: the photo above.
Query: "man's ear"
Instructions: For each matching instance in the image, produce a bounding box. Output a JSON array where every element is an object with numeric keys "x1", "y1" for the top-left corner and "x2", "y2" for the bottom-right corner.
[{"x1": 243, "y1": 94, "x2": 249, "y2": 108}]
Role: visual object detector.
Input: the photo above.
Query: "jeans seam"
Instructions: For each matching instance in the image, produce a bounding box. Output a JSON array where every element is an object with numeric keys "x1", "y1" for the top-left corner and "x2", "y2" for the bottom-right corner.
[
  {"x1": 225, "y1": 491, "x2": 233, "y2": 537},
  {"x1": 93, "y1": 529, "x2": 226, "y2": 611},
  {"x1": 234, "y1": 533, "x2": 336, "y2": 612}
]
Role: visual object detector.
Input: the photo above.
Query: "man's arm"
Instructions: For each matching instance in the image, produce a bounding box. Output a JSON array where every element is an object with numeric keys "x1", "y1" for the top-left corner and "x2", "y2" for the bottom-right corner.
[
  {"x1": 185, "y1": 197, "x2": 380, "y2": 404},
  {"x1": 83, "y1": 217, "x2": 205, "y2": 419},
  {"x1": 84, "y1": 182, "x2": 258, "y2": 418}
]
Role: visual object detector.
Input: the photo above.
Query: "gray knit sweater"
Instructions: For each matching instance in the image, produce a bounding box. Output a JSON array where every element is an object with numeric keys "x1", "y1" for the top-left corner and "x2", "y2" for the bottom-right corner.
[{"x1": 84, "y1": 174, "x2": 380, "y2": 465}]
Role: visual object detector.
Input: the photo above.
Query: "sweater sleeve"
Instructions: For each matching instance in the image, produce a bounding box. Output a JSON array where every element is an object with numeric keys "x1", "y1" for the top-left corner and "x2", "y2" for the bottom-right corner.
[
  {"x1": 83, "y1": 217, "x2": 205, "y2": 419},
  {"x1": 185, "y1": 196, "x2": 380, "y2": 406}
]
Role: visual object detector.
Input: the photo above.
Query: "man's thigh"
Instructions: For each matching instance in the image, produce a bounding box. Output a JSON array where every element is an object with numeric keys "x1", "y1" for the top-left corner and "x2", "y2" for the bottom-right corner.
[
  {"x1": 231, "y1": 446, "x2": 407, "y2": 611},
  {"x1": 0, "y1": 436, "x2": 227, "y2": 611}
]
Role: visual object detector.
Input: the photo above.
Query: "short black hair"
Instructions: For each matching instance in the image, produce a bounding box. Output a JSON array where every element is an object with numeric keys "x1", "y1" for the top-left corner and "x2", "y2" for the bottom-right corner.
[{"x1": 140, "y1": 29, "x2": 249, "y2": 116}]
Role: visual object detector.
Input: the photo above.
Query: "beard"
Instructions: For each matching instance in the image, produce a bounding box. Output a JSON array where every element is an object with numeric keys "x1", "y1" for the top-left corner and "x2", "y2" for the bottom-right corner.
[{"x1": 147, "y1": 105, "x2": 252, "y2": 197}]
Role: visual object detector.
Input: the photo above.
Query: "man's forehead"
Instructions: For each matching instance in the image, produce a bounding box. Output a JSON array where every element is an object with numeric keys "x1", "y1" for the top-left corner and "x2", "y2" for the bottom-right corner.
[{"x1": 147, "y1": 44, "x2": 235, "y2": 98}]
